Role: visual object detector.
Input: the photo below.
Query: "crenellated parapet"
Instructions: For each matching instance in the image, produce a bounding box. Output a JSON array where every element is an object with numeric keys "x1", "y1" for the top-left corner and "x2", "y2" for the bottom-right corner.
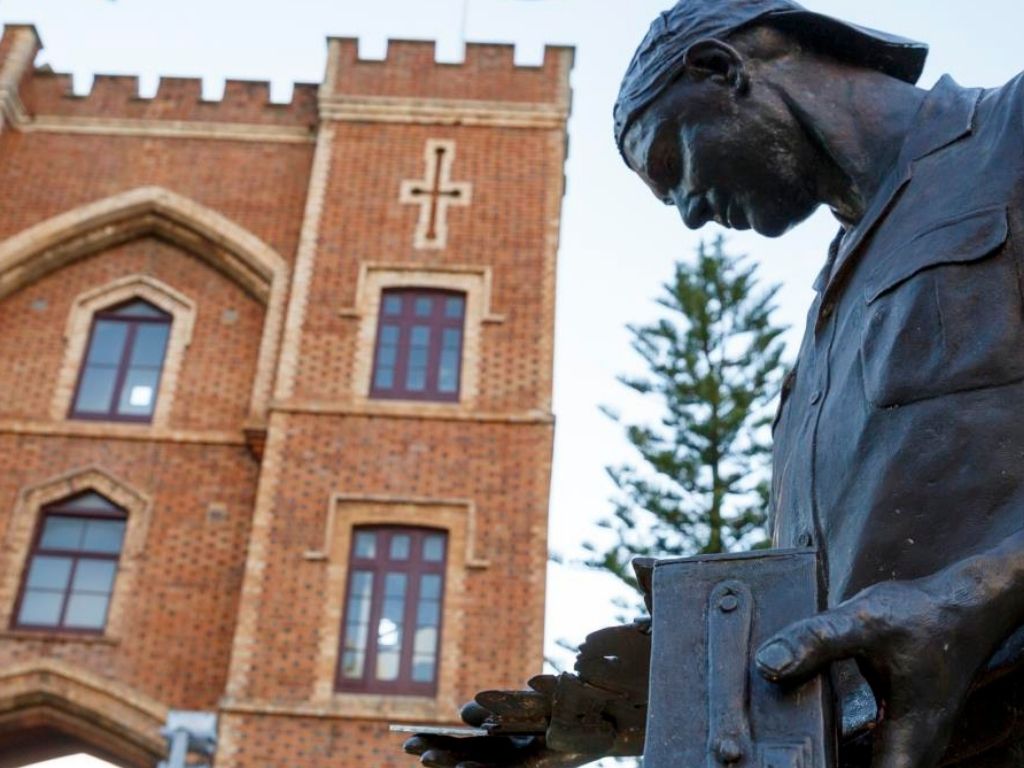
[
  {"x1": 0, "y1": 23, "x2": 573, "y2": 141},
  {"x1": 320, "y1": 38, "x2": 574, "y2": 129},
  {"x1": 22, "y1": 72, "x2": 319, "y2": 128}
]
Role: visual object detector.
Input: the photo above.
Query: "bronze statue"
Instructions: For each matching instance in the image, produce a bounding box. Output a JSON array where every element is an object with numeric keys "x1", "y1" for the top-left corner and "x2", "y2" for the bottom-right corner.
[{"x1": 404, "y1": 1, "x2": 1024, "y2": 766}]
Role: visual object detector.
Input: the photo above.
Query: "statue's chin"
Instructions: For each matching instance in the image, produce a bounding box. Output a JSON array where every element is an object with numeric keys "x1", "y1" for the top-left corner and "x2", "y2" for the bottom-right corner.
[
  {"x1": 750, "y1": 204, "x2": 817, "y2": 238},
  {"x1": 752, "y1": 219, "x2": 793, "y2": 238}
]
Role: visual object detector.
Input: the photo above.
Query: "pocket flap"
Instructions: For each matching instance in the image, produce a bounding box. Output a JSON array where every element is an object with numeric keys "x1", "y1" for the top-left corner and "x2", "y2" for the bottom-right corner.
[{"x1": 864, "y1": 205, "x2": 1009, "y2": 304}]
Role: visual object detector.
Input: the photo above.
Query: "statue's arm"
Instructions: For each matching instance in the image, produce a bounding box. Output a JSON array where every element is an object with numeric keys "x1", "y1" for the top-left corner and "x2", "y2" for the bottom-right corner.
[{"x1": 757, "y1": 527, "x2": 1024, "y2": 768}]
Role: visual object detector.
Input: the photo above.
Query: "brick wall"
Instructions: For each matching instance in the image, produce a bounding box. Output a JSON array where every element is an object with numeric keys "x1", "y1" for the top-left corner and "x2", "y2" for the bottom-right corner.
[{"x1": 0, "y1": 23, "x2": 571, "y2": 767}]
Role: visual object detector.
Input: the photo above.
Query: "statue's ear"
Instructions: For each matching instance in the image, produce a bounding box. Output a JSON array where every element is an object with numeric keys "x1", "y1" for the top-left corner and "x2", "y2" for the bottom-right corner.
[{"x1": 683, "y1": 39, "x2": 750, "y2": 95}]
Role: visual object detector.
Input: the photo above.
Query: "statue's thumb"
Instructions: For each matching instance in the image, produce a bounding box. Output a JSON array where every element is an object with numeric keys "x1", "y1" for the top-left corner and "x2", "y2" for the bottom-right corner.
[{"x1": 755, "y1": 608, "x2": 866, "y2": 683}]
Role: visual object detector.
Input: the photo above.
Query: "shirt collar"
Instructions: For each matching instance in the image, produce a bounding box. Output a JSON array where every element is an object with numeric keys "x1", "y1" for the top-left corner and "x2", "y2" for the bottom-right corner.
[
  {"x1": 812, "y1": 75, "x2": 982, "y2": 297},
  {"x1": 901, "y1": 74, "x2": 981, "y2": 163}
]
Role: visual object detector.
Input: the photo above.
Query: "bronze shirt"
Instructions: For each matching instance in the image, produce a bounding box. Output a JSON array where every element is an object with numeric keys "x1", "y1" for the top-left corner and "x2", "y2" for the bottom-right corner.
[{"x1": 771, "y1": 74, "x2": 1024, "y2": 759}]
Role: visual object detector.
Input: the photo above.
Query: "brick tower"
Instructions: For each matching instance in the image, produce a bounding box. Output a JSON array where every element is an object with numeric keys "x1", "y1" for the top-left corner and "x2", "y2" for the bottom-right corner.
[{"x1": 0, "y1": 24, "x2": 572, "y2": 767}]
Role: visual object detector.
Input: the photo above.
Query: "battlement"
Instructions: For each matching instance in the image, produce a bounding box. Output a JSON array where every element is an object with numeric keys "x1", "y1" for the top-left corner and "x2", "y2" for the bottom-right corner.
[
  {"x1": 1, "y1": 24, "x2": 573, "y2": 135},
  {"x1": 325, "y1": 37, "x2": 574, "y2": 107},
  {"x1": 21, "y1": 71, "x2": 319, "y2": 127}
]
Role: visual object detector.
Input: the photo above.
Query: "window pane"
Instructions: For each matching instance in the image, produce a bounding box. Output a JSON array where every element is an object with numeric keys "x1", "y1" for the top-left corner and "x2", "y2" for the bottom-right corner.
[
  {"x1": 374, "y1": 366, "x2": 395, "y2": 390},
  {"x1": 57, "y1": 492, "x2": 120, "y2": 514},
  {"x1": 18, "y1": 590, "x2": 64, "y2": 626},
  {"x1": 347, "y1": 571, "x2": 374, "y2": 622},
  {"x1": 353, "y1": 532, "x2": 377, "y2": 559},
  {"x1": 116, "y1": 368, "x2": 160, "y2": 416},
  {"x1": 376, "y1": 649, "x2": 401, "y2": 682},
  {"x1": 81, "y1": 520, "x2": 126, "y2": 554},
  {"x1": 406, "y1": 326, "x2": 431, "y2": 392},
  {"x1": 444, "y1": 297, "x2": 465, "y2": 319},
  {"x1": 86, "y1": 321, "x2": 128, "y2": 365},
  {"x1": 74, "y1": 366, "x2": 118, "y2": 414},
  {"x1": 374, "y1": 325, "x2": 401, "y2": 392},
  {"x1": 423, "y1": 535, "x2": 446, "y2": 563},
  {"x1": 63, "y1": 593, "x2": 110, "y2": 629},
  {"x1": 130, "y1": 323, "x2": 170, "y2": 367},
  {"x1": 383, "y1": 295, "x2": 403, "y2": 316},
  {"x1": 439, "y1": 329, "x2": 462, "y2": 394},
  {"x1": 341, "y1": 650, "x2": 366, "y2": 680},
  {"x1": 414, "y1": 297, "x2": 433, "y2": 317},
  {"x1": 342, "y1": 571, "x2": 374, "y2": 679},
  {"x1": 412, "y1": 657, "x2": 437, "y2": 683},
  {"x1": 384, "y1": 572, "x2": 407, "y2": 598},
  {"x1": 414, "y1": 626, "x2": 438, "y2": 655},
  {"x1": 110, "y1": 300, "x2": 168, "y2": 319},
  {"x1": 390, "y1": 534, "x2": 411, "y2": 561},
  {"x1": 72, "y1": 559, "x2": 117, "y2": 593},
  {"x1": 420, "y1": 574, "x2": 442, "y2": 600},
  {"x1": 40, "y1": 518, "x2": 85, "y2": 550},
  {"x1": 416, "y1": 600, "x2": 440, "y2": 628},
  {"x1": 25, "y1": 556, "x2": 73, "y2": 590},
  {"x1": 376, "y1": 572, "x2": 407, "y2": 680},
  {"x1": 406, "y1": 367, "x2": 427, "y2": 392},
  {"x1": 376, "y1": 344, "x2": 398, "y2": 367},
  {"x1": 410, "y1": 326, "x2": 431, "y2": 347}
]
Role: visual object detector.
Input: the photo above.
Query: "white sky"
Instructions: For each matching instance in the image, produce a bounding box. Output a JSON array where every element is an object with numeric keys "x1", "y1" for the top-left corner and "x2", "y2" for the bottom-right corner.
[{"x1": 2, "y1": 1, "x2": 1022, "y2": 765}]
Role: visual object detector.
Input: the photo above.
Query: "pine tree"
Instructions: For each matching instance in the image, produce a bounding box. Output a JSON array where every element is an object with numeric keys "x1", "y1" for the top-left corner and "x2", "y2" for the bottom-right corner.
[{"x1": 587, "y1": 236, "x2": 786, "y2": 595}]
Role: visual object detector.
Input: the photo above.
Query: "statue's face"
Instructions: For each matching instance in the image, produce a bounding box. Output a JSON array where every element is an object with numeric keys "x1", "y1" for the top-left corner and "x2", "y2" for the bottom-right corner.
[{"x1": 621, "y1": 67, "x2": 822, "y2": 238}]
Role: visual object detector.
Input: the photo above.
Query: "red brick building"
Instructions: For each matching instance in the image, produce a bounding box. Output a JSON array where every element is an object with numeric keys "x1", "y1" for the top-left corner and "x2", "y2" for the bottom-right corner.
[{"x1": 0, "y1": 24, "x2": 572, "y2": 767}]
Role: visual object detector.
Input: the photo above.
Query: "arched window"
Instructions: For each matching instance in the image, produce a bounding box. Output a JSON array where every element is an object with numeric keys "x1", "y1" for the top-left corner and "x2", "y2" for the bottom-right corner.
[
  {"x1": 70, "y1": 299, "x2": 172, "y2": 422},
  {"x1": 336, "y1": 527, "x2": 448, "y2": 695},
  {"x1": 370, "y1": 289, "x2": 466, "y2": 402},
  {"x1": 13, "y1": 491, "x2": 127, "y2": 633}
]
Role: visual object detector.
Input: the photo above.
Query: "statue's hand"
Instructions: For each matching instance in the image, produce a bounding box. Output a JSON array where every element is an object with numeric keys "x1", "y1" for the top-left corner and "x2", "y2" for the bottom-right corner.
[
  {"x1": 403, "y1": 619, "x2": 651, "y2": 767},
  {"x1": 403, "y1": 733, "x2": 588, "y2": 768},
  {"x1": 403, "y1": 700, "x2": 592, "y2": 768},
  {"x1": 755, "y1": 572, "x2": 1010, "y2": 768}
]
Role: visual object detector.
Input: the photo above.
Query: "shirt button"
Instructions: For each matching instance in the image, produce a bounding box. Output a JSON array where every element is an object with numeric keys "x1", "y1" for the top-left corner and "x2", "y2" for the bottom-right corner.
[
  {"x1": 810, "y1": 390, "x2": 822, "y2": 405},
  {"x1": 821, "y1": 301, "x2": 835, "y2": 319},
  {"x1": 798, "y1": 532, "x2": 814, "y2": 548}
]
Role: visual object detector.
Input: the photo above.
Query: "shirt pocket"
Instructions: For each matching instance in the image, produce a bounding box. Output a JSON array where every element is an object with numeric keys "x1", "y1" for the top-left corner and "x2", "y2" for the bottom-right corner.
[{"x1": 860, "y1": 205, "x2": 1023, "y2": 407}]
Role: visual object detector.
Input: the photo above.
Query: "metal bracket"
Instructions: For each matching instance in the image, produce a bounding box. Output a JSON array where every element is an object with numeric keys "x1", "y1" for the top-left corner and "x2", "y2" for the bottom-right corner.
[
  {"x1": 706, "y1": 581, "x2": 816, "y2": 768},
  {"x1": 707, "y1": 580, "x2": 755, "y2": 767}
]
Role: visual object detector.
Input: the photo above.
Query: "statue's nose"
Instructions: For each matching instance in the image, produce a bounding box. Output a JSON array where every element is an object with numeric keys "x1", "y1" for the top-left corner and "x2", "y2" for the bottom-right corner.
[{"x1": 672, "y1": 190, "x2": 711, "y2": 229}]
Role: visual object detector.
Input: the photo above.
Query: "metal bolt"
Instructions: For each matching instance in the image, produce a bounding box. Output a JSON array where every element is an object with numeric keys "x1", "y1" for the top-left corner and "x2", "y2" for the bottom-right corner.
[
  {"x1": 717, "y1": 737, "x2": 744, "y2": 764},
  {"x1": 719, "y1": 594, "x2": 739, "y2": 613}
]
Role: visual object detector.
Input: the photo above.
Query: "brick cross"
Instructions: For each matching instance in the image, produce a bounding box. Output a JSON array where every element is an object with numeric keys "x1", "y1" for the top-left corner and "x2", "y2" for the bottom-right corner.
[{"x1": 400, "y1": 140, "x2": 472, "y2": 250}]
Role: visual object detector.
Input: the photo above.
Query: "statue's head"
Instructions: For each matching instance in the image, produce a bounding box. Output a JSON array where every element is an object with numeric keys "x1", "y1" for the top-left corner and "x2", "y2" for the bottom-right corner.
[{"x1": 615, "y1": 0, "x2": 928, "y2": 236}]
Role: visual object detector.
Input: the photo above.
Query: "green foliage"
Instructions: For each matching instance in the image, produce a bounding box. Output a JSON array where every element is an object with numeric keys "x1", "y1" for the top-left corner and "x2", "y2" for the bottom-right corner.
[{"x1": 587, "y1": 236, "x2": 786, "y2": 596}]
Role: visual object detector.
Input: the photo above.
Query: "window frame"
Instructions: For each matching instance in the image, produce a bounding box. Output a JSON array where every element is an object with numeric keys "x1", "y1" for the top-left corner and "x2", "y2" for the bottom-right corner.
[
  {"x1": 369, "y1": 289, "x2": 467, "y2": 403},
  {"x1": 68, "y1": 299, "x2": 173, "y2": 424},
  {"x1": 11, "y1": 492, "x2": 127, "y2": 636},
  {"x1": 334, "y1": 526, "x2": 449, "y2": 696}
]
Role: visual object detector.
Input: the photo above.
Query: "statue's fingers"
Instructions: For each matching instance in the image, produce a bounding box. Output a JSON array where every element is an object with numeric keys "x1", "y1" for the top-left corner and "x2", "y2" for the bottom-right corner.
[
  {"x1": 461, "y1": 700, "x2": 492, "y2": 727},
  {"x1": 420, "y1": 749, "x2": 463, "y2": 768},
  {"x1": 405, "y1": 736, "x2": 432, "y2": 755},
  {"x1": 527, "y1": 674, "x2": 558, "y2": 695},
  {"x1": 405, "y1": 736, "x2": 467, "y2": 757},
  {"x1": 755, "y1": 605, "x2": 868, "y2": 683}
]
